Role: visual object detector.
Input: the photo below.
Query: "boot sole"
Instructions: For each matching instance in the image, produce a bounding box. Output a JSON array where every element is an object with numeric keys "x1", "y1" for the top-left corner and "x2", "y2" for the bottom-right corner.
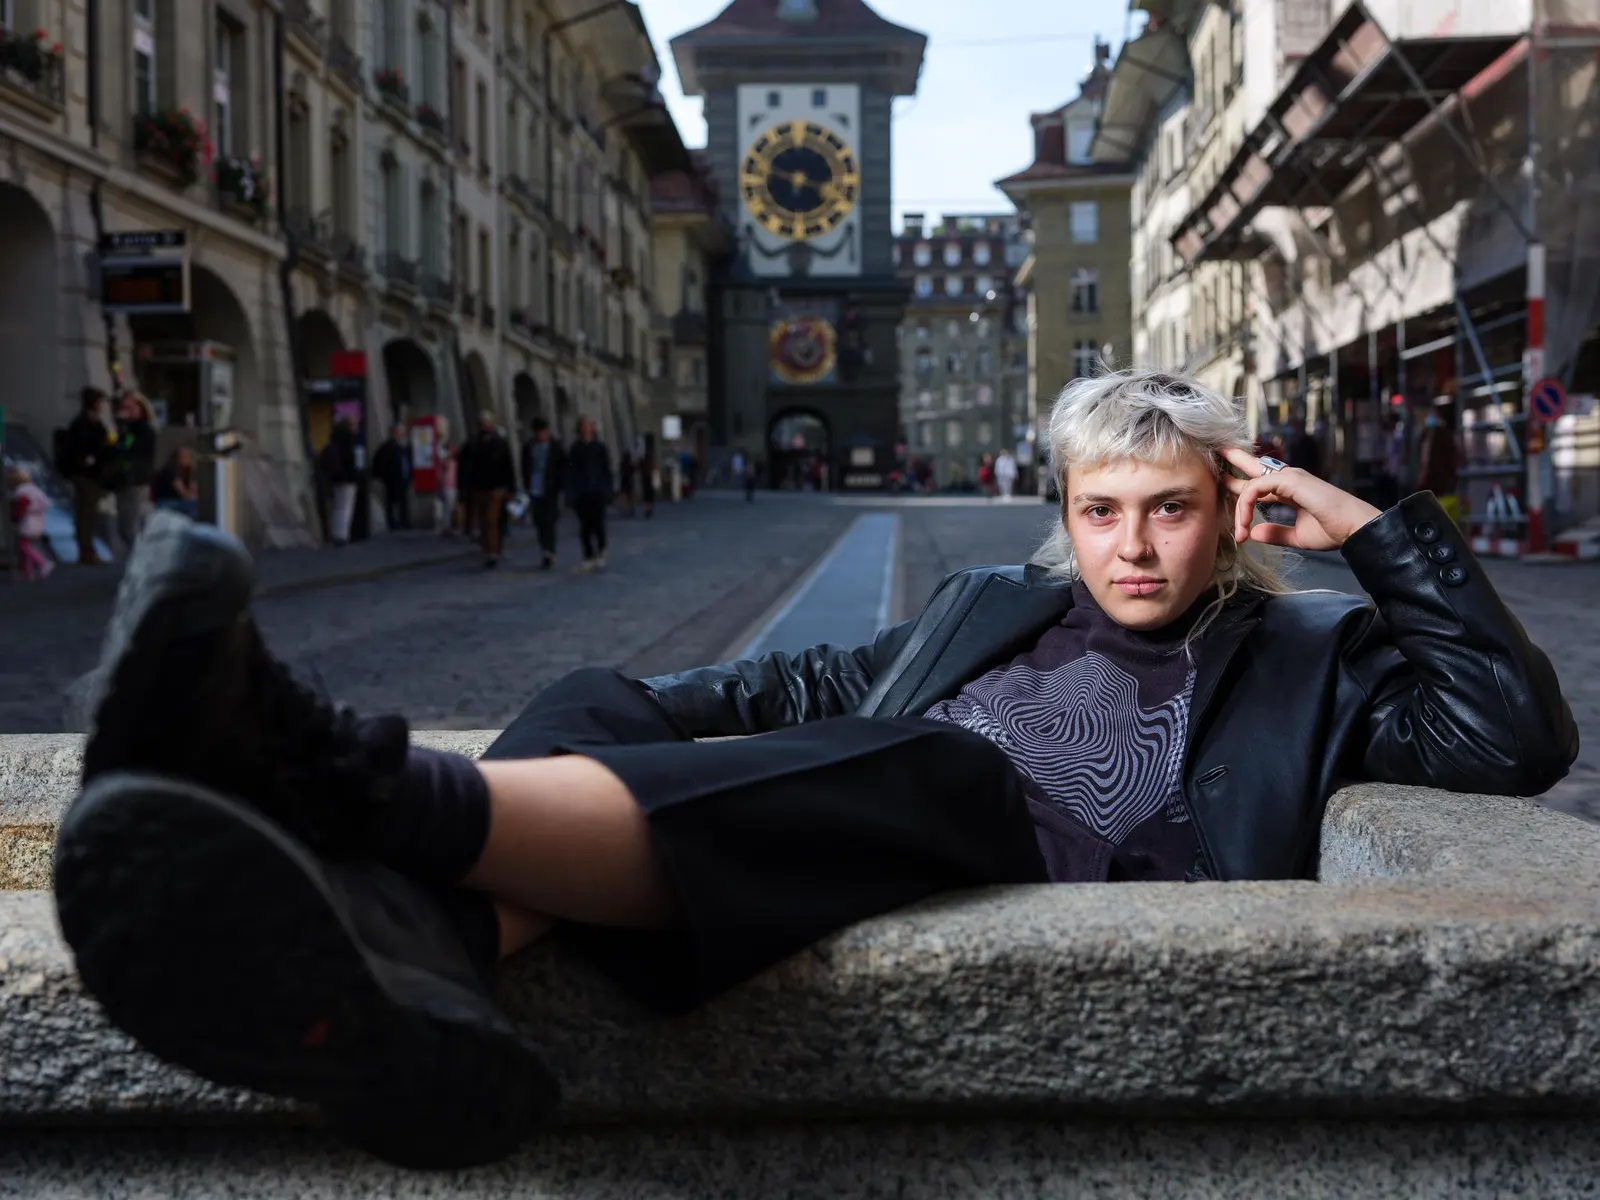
[
  {"x1": 54, "y1": 772, "x2": 560, "y2": 1169},
  {"x1": 78, "y1": 511, "x2": 255, "y2": 773}
]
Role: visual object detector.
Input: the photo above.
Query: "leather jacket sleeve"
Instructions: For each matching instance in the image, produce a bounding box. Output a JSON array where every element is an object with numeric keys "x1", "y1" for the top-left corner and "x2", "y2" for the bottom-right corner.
[
  {"x1": 639, "y1": 619, "x2": 918, "y2": 737},
  {"x1": 1339, "y1": 492, "x2": 1578, "y2": 796}
]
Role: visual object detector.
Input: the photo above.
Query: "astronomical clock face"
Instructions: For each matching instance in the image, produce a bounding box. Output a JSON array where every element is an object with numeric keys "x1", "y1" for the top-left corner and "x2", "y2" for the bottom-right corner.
[
  {"x1": 768, "y1": 315, "x2": 838, "y2": 385},
  {"x1": 739, "y1": 121, "x2": 860, "y2": 242}
]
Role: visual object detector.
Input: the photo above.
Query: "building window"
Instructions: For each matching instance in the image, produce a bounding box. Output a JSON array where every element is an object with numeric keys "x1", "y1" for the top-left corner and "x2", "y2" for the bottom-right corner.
[
  {"x1": 330, "y1": 123, "x2": 351, "y2": 234},
  {"x1": 977, "y1": 422, "x2": 993, "y2": 446},
  {"x1": 133, "y1": 0, "x2": 158, "y2": 114},
  {"x1": 975, "y1": 274, "x2": 994, "y2": 298},
  {"x1": 382, "y1": 158, "x2": 402, "y2": 255},
  {"x1": 475, "y1": 78, "x2": 489, "y2": 170},
  {"x1": 944, "y1": 275, "x2": 962, "y2": 298},
  {"x1": 1070, "y1": 201, "x2": 1098, "y2": 243},
  {"x1": 973, "y1": 242, "x2": 991, "y2": 267},
  {"x1": 286, "y1": 103, "x2": 311, "y2": 215},
  {"x1": 0, "y1": 0, "x2": 10, "y2": 29},
  {"x1": 914, "y1": 275, "x2": 932, "y2": 298},
  {"x1": 1071, "y1": 268, "x2": 1099, "y2": 314},
  {"x1": 946, "y1": 421, "x2": 962, "y2": 448},
  {"x1": 913, "y1": 242, "x2": 931, "y2": 267},
  {"x1": 478, "y1": 227, "x2": 491, "y2": 302},
  {"x1": 812, "y1": 88, "x2": 826, "y2": 107},
  {"x1": 1068, "y1": 120, "x2": 1094, "y2": 164},
  {"x1": 419, "y1": 181, "x2": 440, "y2": 275},
  {"x1": 943, "y1": 242, "x2": 961, "y2": 268},
  {"x1": 1073, "y1": 340, "x2": 1099, "y2": 379},
  {"x1": 214, "y1": 13, "x2": 242, "y2": 158},
  {"x1": 917, "y1": 422, "x2": 933, "y2": 449},
  {"x1": 914, "y1": 323, "x2": 929, "y2": 341},
  {"x1": 946, "y1": 319, "x2": 961, "y2": 340},
  {"x1": 892, "y1": 243, "x2": 901, "y2": 266},
  {"x1": 767, "y1": 90, "x2": 780, "y2": 107}
]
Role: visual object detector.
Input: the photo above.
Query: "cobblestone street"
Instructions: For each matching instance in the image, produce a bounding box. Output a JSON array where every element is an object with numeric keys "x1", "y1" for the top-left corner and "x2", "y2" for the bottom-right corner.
[{"x1": 2, "y1": 494, "x2": 1594, "y2": 822}]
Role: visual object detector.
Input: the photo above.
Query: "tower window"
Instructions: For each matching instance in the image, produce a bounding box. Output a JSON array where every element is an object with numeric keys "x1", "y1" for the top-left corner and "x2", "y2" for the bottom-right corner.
[
  {"x1": 767, "y1": 90, "x2": 780, "y2": 108},
  {"x1": 812, "y1": 88, "x2": 826, "y2": 108}
]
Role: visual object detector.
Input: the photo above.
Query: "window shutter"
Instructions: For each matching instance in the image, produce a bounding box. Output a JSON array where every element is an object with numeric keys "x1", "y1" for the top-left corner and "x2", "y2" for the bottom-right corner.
[{"x1": 155, "y1": 0, "x2": 177, "y2": 109}]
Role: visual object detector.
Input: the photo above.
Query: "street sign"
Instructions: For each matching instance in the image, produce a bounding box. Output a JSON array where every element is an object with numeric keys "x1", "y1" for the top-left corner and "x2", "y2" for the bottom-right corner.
[
  {"x1": 100, "y1": 229, "x2": 189, "y2": 315},
  {"x1": 1529, "y1": 377, "x2": 1567, "y2": 424}
]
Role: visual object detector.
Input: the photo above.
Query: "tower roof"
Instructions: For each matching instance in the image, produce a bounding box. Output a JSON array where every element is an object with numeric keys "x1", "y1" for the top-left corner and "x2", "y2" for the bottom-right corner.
[{"x1": 671, "y1": 0, "x2": 926, "y2": 96}]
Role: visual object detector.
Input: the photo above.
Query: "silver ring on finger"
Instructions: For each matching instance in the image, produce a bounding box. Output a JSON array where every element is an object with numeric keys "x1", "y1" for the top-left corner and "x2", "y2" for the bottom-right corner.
[{"x1": 1258, "y1": 456, "x2": 1287, "y2": 473}]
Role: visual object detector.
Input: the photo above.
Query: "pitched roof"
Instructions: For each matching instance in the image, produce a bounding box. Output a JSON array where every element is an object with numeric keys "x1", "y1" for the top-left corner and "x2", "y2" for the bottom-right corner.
[{"x1": 673, "y1": 0, "x2": 923, "y2": 43}]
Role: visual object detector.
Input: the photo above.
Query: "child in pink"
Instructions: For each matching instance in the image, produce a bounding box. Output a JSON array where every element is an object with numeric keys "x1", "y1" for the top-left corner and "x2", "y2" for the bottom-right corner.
[{"x1": 6, "y1": 465, "x2": 54, "y2": 581}]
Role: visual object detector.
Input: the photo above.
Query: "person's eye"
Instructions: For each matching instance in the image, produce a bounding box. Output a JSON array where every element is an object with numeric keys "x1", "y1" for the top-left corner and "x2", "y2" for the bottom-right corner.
[
  {"x1": 1157, "y1": 501, "x2": 1186, "y2": 517},
  {"x1": 1085, "y1": 505, "x2": 1113, "y2": 520}
]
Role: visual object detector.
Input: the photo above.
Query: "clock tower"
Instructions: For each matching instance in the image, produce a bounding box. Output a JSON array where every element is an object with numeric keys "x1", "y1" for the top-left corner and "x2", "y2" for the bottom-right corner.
[{"x1": 671, "y1": 0, "x2": 926, "y2": 490}]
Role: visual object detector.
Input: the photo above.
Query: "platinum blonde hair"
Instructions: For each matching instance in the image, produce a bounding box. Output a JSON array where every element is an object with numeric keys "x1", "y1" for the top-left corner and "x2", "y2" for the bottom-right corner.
[{"x1": 1031, "y1": 369, "x2": 1296, "y2": 634}]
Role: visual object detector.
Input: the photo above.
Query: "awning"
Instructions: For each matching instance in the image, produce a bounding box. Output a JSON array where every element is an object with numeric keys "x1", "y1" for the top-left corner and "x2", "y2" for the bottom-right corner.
[
  {"x1": 1089, "y1": 25, "x2": 1188, "y2": 165},
  {"x1": 1171, "y1": 0, "x2": 1522, "y2": 264}
]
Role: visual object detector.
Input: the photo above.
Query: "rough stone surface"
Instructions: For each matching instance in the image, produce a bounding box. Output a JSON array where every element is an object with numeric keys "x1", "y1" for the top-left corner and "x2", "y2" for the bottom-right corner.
[
  {"x1": 8, "y1": 776, "x2": 1600, "y2": 1124},
  {"x1": 3, "y1": 1118, "x2": 1599, "y2": 1198}
]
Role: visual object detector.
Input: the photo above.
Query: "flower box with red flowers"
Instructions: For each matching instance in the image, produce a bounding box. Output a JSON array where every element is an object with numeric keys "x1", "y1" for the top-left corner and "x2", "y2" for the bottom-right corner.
[
  {"x1": 215, "y1": 155, "x2": 271, "y2": 222},
  {"x1": 415, "y1": 103, "x2": 447, "y2": 138},
  {"x1": 374, "y1": 67, "x2": 408, "y2": 105},
  {"x1": 0, "y1": 28, "x2": 63, "y2": 84},
  {"x1": 133, "y1": 108, "x2": 208, "y2": 187}
]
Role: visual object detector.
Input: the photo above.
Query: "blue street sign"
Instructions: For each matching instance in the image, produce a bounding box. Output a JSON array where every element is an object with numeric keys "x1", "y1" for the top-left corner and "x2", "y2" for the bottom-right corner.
[{"x1": 1530, "y1": 377, "x2": 1567, "y2": 423}]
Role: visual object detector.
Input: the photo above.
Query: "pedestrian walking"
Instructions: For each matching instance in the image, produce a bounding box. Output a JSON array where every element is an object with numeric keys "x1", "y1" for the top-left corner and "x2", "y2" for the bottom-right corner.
[
  {"x1": 744, "y1": 458, "x2": 760, "y2": 502},
  {"x1": 6, "y1": 464, "x2": 54, "y2": 580},
  {"x1": 438, "y1": 441, "x2": 460, "y2": 537},
  {"x1": 321, "y1": 417, "x2": 361, "y2": 546},
  {"x1": 372, "y1": 425, "x2": 414, "y2": 532},
  {"x1": 58, "y1": 386, "x2": 114, "y2": 565},
  {"x1": 994, "y1": 449, "x2": 1018, "y2": 502},
  {"x1": 567, "y1": 416, "x2": 612, "y2": 571},
  {"x1": 730, "y1": 450, "x2": 746, "y2": 493},
  {"x1": 520, "y1": 419, "x2": 567, "y2": 570},
  {"x1": 459, "y1": 411, "x2": 515, "y2": 569},
  {"x1": 56, "y1": 367, "x2": 1577, "y2": 1171},
  {"x1": 110, "y1": 393, "x2": 158, "y2": 553},
  {"x1": 616, "y1": 451, "x2": 637, "y2": 518},
  {"x1": 978, "y1": 453, "x2": 996, "y2": 498},
  {"x1": 639, "y1": 448, "x2": 657, "y2": 520}
]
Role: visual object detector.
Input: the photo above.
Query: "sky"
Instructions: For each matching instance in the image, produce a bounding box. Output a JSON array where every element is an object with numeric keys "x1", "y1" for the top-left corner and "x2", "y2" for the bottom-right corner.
[{"x1": 637, "y1": 0, "x2": 1134, "y2": 230}]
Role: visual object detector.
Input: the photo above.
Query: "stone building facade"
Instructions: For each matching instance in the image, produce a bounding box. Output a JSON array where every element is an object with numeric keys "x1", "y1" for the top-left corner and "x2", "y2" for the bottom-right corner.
[
  {"x1": 645, "y1": 152, "x2": 732, "y2": 477},
  {"x1": 894, "y1": 212, "x2": 1029, "y2": 486},
  {"x1": 997, "y1": 44, "x2": 1135, "y2": 469},
  {"x1": 1, "y1": 0, "x2": 695, "y2": 548},
  {"x1": 0, "y1": 0, "x2": 309, "y2": 546}
]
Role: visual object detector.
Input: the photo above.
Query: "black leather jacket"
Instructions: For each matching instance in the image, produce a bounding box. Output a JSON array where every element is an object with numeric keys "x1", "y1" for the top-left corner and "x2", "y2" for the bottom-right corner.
[{"x1": 642, "y1": 494, "x2": 1578, "y2": 882}]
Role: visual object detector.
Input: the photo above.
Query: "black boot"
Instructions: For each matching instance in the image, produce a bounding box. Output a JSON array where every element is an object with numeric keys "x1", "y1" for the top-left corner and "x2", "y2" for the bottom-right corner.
[
  {"x1": 54, "y1": 771, "x2": 559, "y2": 1169},
  {"x1": 78, "y1": 510, "x2": 411, "y2": 857}
]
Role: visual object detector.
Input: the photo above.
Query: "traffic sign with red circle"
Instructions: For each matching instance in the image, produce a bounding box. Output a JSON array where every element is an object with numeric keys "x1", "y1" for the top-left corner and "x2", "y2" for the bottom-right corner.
[{"x1": 1529, "y1": 377, "x2": 1567, "y2": 423}]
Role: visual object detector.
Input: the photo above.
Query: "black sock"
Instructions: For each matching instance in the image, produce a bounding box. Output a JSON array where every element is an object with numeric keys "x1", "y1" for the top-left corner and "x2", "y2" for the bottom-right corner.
[
  {"x1": 431, "y1": 886, "x2": 501, "y2": 977},
  {"x1": 369, "y1": 745, "x2": 493, "y2": 886}
]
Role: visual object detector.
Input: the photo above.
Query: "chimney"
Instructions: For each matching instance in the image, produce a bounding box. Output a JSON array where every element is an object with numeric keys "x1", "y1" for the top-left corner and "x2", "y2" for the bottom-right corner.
[
  {"x1": 1032, "y1": 115, "x2": 1066, "y2": 166},
  {"x1": 904, "y1": 212, "x2": 924, "y2": 236},
  {"x1": 1095, "y1": 37, "x2": 1111, "y2": 65}
]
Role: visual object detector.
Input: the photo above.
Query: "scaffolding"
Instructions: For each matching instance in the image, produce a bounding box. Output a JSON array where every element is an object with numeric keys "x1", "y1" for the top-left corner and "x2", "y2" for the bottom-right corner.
[{"x1": 1172, "y1": 0, "x2": 1600, "y2": 555}]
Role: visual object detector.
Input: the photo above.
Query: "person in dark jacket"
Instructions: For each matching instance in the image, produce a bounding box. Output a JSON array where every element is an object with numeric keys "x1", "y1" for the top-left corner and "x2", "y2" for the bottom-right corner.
[
  {"x1": 520, "y1": 419, "x2": 567, "y2": 570},
  {"x1": 371, "y1": 425, "x2": 413, "y2": 532},
  {"x1": 566, "y1": 416, "x2": 613, "y2": 571},
  {"x1": 61, "y1": 386, "x2": 114, "y2": 565},
  {"x1": 321, "y1": 417, "x2": 361, "y2": 545},
  {"x1": 457, "y1": 410, "x2": 516, "y2": 568},
  {"x1": 53, "y1": 369, "x2": 1577, "y2": 1170}
]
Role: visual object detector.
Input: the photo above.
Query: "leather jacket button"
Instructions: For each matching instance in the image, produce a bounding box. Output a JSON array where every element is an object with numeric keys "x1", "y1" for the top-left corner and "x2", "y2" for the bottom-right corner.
[
  {"x1": 1427, "y1": 543, "x2": 1457, "y2": 564},
  {"x1": 1414, "y1": 521, "x2": 1441, "y2": 544},
  {"x1": 1439, "y1": 565, "x2": 1468, "y2": 587}
]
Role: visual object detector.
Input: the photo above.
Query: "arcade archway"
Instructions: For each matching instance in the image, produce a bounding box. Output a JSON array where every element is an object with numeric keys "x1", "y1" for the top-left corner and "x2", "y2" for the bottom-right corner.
[
  {"x1": 0, "y1": 184, "x2": 58, "y2": 441},
  {"x1": 382, "y1": 338, "x2": 436, "y2": 426},
  {"x1": 297, "y1": 309, "x2": 345, "y2": 452},
  {"x1": 769, "y1": 410, "x2": 830, "y2": 491},
  {"x1": 513, "y1": 372, "x2": 543, "y2": 437}
]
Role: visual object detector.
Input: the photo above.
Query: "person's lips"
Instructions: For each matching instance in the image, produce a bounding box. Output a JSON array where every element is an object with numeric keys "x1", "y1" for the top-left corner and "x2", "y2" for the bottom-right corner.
[{"x1": 1114, "y1": 577, "x2": 1166, "y2": 597}]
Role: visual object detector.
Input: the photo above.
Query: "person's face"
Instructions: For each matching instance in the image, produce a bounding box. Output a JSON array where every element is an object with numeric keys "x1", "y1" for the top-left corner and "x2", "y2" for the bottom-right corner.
[
  {"x1": 479, "y1": 416, "x2": 494, "y2": 434},
  {"x1": 578, "y1": 418, "x2": 595, "y2": 440},
  {"x1": 535, "y1": 427, "x2": 550, "y2": 443},
  {"x1": 1064, "y1": 450, "x2": 1228, "y2": 632},
  {"x1": 393, "y1": 425, "x2": 407, "y2": 442},
  {"x1": 175, "y1": 447, "x2": 193, "y2": 469}
]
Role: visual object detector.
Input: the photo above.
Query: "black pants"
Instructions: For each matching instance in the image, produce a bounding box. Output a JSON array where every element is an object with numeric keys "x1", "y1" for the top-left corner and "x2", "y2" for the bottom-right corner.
[
  {"x1": 480, "y1": 668, "x2": 1048, "y2": 1014},
  {"x1": 382, "y1": 483, "x2": 410, "y2": 531},
  {"x1": 531, "y1": 495, "x2": 559, "y2": 558},
  {"x1": 574, "y1": 494, "x2": 607, "y2": 560}
]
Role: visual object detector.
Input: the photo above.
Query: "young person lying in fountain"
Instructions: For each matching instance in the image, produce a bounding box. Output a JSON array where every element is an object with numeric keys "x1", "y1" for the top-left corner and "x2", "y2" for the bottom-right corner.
[{"x1": 55, "y1": 368, "x2": 1576, "y2": 1169}]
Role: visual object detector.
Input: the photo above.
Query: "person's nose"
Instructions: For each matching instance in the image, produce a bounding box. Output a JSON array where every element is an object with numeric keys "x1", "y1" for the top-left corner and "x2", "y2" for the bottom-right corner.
[{"x1": 1116, "y1": 513, "x2": 1154, "y2": 563}]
